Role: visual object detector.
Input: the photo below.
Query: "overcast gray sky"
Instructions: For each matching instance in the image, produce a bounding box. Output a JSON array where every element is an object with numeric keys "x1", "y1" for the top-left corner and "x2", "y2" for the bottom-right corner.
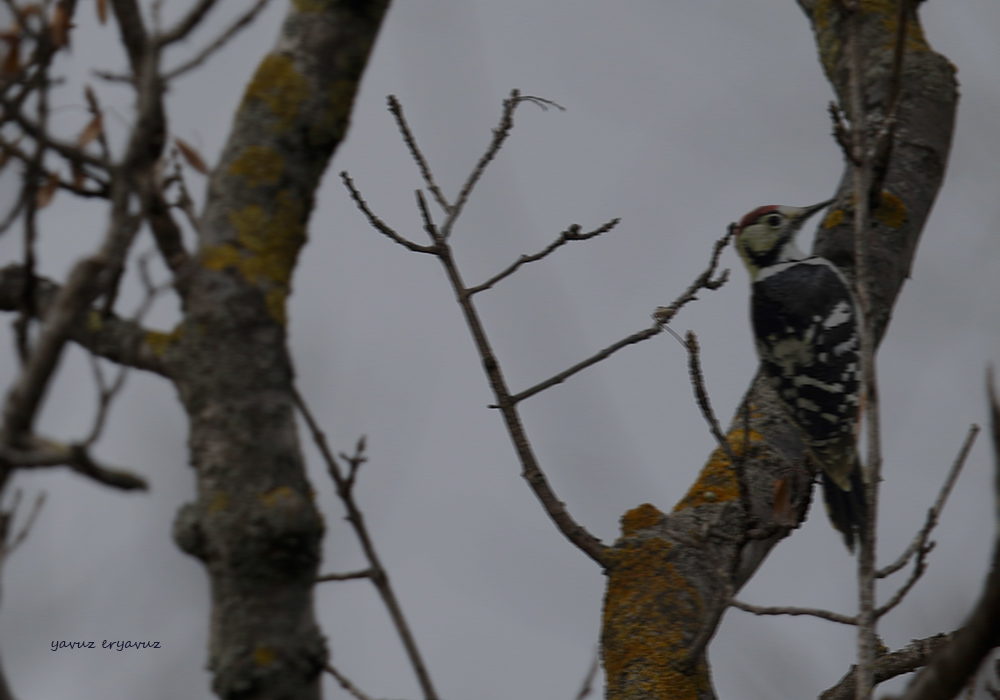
[{"x1": 1, "y1": 1, "x2": 999, "y2": 699}]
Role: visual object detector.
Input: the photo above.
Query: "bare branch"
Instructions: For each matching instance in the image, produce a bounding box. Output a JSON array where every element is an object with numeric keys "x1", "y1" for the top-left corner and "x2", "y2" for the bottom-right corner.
[
  {"x1": 145, "y1": 181, "x2": 191, "y2": 275},
  {"x1": 157, "y1": 0, "x2": 219, "y2": 46},
  {"x1": 415, "y1": 189, "x2": 442, "y2": 244},
  {"x1": 0, "y1": 264, "x2": 169, "y2": 375},
  {"x1": 652, "y1": 226, "x2": 732, "y2": 325},
  {"x1": 730, "y1": 598, "x2": 857, "y2": 625},
  {"x1": 430, "y1": 234, "x2": 610, "y2": 565},
  {"x1": 879, "y1": 424, "x2": 978, "y2": 579},
  {"x1": 83, "y1": 85, "x2": 112, "y2": 162},
  {"x1": 316, "y1": 568, "x2": 373, "y2": 583},
  {"x1": 0, "y1": 490, "x2": 45, "y2": 558},
  {"x1": 876, "y1": 538, "x2": 932, "y2": 619},
  {"x1": 685, "y1": 330, "x2": 735, "y2": 463},
  {"x1": 467, "y1": 219, "x2": 620, "y2": 296},
  {"x1": 387, "y1": 95, "x2": 451, "y2": 214},
  {"x1": 0, "y1": 94, "x2": 110, "y2": 171},
  {"x1": 440, "y1": 90, "x2": 562, "y2": 239},
  {"x1": 573, "y1": 649, "x2": 600, "y2": 700},
  {"x1": 509, "y1": 323, "x2": 662, "y2": 405},
  {"x1": 164, "y1": 0, "x2": 274, "y2": 80},
  {"x1": 1, "y1": 255, "x2": 107, "y2": 442},
  {"x1": 893, "y1": 372, "x2": 1000, "y2": 700},
  {"x1": 108, "y1": 0, "x2": 149, "y2": 75},
  {"x1": 81, "y1": 355, "x2": 129, "y2": 448},
  {"x1": 294, "y1": 391, "x2": 439, "y2": 700},
  {"x1": 341, "y1": 172, "x2": 439, "y2": 254},
  {"x1": 821, "y1": 633, "x2": 954, "y2": 700},
  {"x1": 0, "y1": 439, "x2": 147, "y2": 490},
  {"x1": 325, "y1": 664, "x2": 407, "y2": 700},
  {"x1": 837, "y1": 2, "x2": 882, "y2": 695}
]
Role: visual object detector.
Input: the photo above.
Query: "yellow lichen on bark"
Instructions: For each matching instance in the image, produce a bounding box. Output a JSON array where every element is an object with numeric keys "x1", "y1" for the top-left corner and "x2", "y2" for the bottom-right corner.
[
  {"x1": 822, "y1": 191, "x2": 905, "y2": 231},
  {"x1": 243, "y1": 54, "x2": 309, "y2": 131},
  {"x1": 309, "y1": 79, "x2": 358, "y2": 146},
  {"x1": 208, "y1": 492, "x2": 229, "y2": 513},
  {"x1": 874, "y1": 190, "x2": 906, "y2": 228},
  {"x1": 602, "y1": 538, "x2": 709, "y2": 700},
  {"x1": 260, "y1": 486, "x2": 295, "y2": 508},
  {"x1": 253, "y1": 646, "x2": 276, "y2": 667},
  {"x1": 812, "y1": 0, "x2": 929, "y2": 82},
  {"x1": 229, "y1": 145, "x2": 284, "y2": 188},
  {"x1": 201, "y1": 190, "x2": 307, "y2": 324},
  {"x1": 823, "y1": 208, "x2": 846, "y2": 229},
  {"x1": 621, "y1": 504, "x2": 665, "y2": 537},
  {"x1": 673, "y1": 428, "x2": 762, "y2": 512},
  {"x1": 145, "y1": 324, "x2": 184, "y2": 356}
]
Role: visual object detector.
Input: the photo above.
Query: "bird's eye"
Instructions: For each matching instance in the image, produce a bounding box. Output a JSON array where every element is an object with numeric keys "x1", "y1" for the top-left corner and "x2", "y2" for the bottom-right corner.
[{"x1": 765, "y1": 214, "x2": 782, "y2": 227}]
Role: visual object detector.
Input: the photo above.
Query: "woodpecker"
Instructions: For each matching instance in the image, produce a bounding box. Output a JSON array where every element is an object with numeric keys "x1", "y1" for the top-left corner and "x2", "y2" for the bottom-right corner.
[{"x1": 734, "y1": 200, "x2": 867, "y2": 551}]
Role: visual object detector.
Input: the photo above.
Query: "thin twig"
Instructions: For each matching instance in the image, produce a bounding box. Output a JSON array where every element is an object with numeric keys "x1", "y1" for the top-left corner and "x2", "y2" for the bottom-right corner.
[
  {"x1": 507, "y1": 225, "x2": 731, "y2": 405},
  {"x1": 652, "y1": 226, "x2": 733, "y2": 325},
  {"x1": 164, "y1": 0, "x2": 274, "y2": 80},
  {"x1": 157, "y1": 0, "x2": 218, "y2": 46},
  {"x1": 509, "y1": 323, "x2": 663, "y2": 405},
  {"x1": 432, "y1": 239, "x2": 610, "y2": 565},
  {"x1": 440, "y1": 90, "x2": 563, "y2": 239},
  {"x1": 84, "y1": 85, "x2": 112, "y2": 162},
  {"x1": 414, "y1": 190, "x2": 442, "y2": 244},
  {"x1": 730, "y1": 598, "x2": 857, "y2": 625},
  {"x1": 167, "y1": 152, "x2": 200, "y2": 232},
  {"x1": 0, "y1": 439, "x2": 147, "y2": 490},
  {"x1": 685, "y1": 330, "x2": 735, "y2": 463},
  {"x1": 341, "y1": 172, "x2": 438, "y2": 254},
  {"x1": 387, "y1": 95, "x2": 451, "y2": 215},
  {"x1": 879, "y1": 424, "x2": 979, "y2": 579},
  {"x1": 316, "y1": 568, "x2": 373, "y2": 583},
  {"x1": 294, "y1": 390, "x2": 439, "y2": 700},
  {"x1": 895, "y1": 372, "x2": 1000, "y2": 700},
  {"x1": 821, "y1": 633, "x2": 954, "y2": 700},
  {"x1": 0, "y1": 94, "x2": 110, "y2": 171},
  {"x1": 838, "y1": 2, "x2": 880, "y2": 696},
  {"x1": 1, "y1": 490, "x2": 45, "y2": 557},
  {"x1": 876, "y1": 539, "x2": 933, "y2": 619},
  {"x1": 467, "y1": 219, "x2": 620, "y2": 296},
  {"x1": 573, "y1": 648, "x2": 601, "y2": 700},
  {"x1": 325, "y1": 664, "x2": 406, "y2": 700}
]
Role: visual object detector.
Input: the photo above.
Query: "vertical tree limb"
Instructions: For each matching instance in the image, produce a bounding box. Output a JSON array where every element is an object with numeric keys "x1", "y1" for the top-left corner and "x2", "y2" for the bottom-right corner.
[{"x1": 167, "y1": 2, "x2": 392, "y2": 698}]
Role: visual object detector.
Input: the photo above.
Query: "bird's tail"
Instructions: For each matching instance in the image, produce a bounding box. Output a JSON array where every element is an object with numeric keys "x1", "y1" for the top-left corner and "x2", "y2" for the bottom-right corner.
[{"x1": 821, "y1": 466, "x2": 868, "y2": 553}]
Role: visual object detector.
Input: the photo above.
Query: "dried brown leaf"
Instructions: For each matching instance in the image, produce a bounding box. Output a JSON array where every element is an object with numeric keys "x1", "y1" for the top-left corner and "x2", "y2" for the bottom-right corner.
[
  {"x1": 36, "y1": 172, "x2": 59, "y2": 209},
  {"x1": 96, "y1": 0, "x2": 108, "y2": 25},
  {"x1": 51, "y1": 3, "x2": 71, "y2": 48},
  {"x1": 772, "y1": 477, "x2": 796, "y2": 526},
  {"x1": 77, "y1": 113, "x2": 103, "y2": 148},
  {"x1": 174, "y1": 137, "x2": 209, "y2": 175},
  {"x1": 1, "y1": 37, "x2": 20, "y2": 77}
]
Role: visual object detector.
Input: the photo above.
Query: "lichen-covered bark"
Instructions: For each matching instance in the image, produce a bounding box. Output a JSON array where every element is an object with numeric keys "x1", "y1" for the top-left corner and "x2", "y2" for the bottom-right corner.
[
  {"x1": 601, "y1": 3, "x2": 957, "y2": 698},
  {"x1": 162, "y1": 2, "x2": 391, "y2": 699}
]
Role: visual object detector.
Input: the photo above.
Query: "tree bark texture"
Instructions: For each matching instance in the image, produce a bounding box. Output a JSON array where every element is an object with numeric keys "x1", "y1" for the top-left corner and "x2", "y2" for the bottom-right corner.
[
  {"x1": 161, "y1": 2, "x2": 391, "y2": 699},
  {"x1": 600, "y1": 3, "x2": 957, "y2": 699}
]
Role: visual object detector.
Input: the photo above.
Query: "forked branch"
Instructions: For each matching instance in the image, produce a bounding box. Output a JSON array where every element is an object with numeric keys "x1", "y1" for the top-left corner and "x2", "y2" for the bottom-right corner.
[
  {"x1": 294, "y1": 390, "x2": 439, "y2": 700},
  {"x1": 344, "y1": 92, "x2": 736, "y2": 569}
]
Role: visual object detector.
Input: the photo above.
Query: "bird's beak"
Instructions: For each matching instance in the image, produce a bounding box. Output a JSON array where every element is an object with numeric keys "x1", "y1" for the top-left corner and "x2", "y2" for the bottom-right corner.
[{"x1": 800, "y1": 198, "x2": 835, "y2": 221}]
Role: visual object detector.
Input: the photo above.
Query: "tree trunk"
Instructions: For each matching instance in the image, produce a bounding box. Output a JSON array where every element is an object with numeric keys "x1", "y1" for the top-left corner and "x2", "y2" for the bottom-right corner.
[
  {"x1": 601, "y1": 3, "x2": 957, "y2": 698},
  {"x1": 167, "y1": 2, "x2": 392, "y2": 698}
]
